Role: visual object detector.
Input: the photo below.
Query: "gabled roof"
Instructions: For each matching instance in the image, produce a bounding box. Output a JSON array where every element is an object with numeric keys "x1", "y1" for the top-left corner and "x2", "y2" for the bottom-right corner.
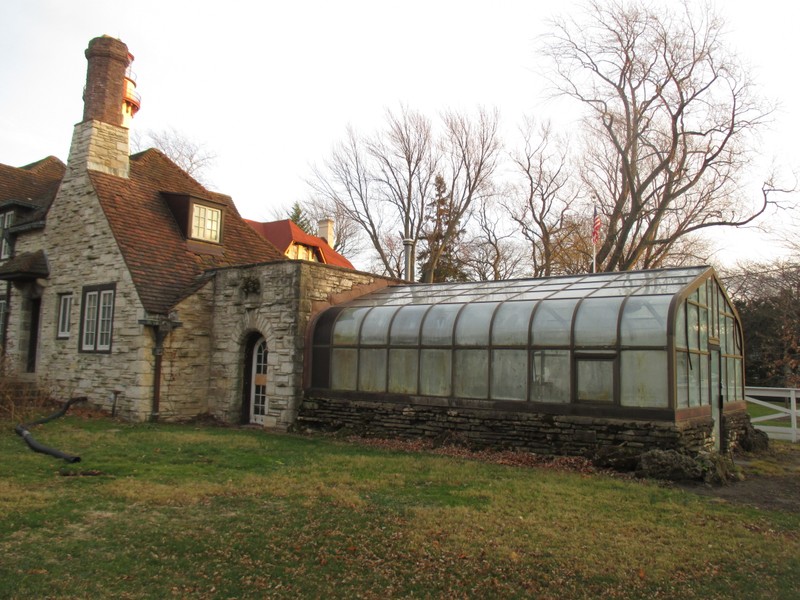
[
  {"x1": 88, "y1": 149, "x2": 284, "y2": 314},
  {"x1": 245, "y1": 218, "x2": 354, "y2": 269},
  {"x1": 0, "y1": 156, "x2": 66, "y2": 225}
]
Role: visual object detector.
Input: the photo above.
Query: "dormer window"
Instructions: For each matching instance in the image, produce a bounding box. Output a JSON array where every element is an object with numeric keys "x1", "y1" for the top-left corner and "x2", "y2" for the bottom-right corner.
[
  {"x1": 191, "y1": 204, "x2": 221, "y2": 243},
  {"x1": 162, "y1": 193, "x2": 224, "y2": 248},
  {"x1": 0, "y1": 211, "x2": 14, "y2": 259}
]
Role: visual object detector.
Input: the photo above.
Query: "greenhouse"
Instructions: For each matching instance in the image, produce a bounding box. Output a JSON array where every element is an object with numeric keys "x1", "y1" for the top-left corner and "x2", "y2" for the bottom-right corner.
[{"x1": 301, "y1": 266, "x2": 751, "y2": 455}]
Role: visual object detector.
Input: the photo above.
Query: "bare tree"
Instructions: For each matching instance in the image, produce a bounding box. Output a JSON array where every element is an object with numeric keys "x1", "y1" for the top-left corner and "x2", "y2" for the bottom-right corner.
[
  {"x1": 131, "y1": 127, "x2": 216, "y2": 186},
  {"x1": 505, "y1": 119, "x2": 581, "y2": 276},
  {"x1": 463, "y1": 199, "x2": 527, "y2": 281},
  {"x1": 544, "y1": 0, "x2": 773, "y2": 271},
  {"x1": 309, "y1": 107, "x2": 500, "y2": 280}
]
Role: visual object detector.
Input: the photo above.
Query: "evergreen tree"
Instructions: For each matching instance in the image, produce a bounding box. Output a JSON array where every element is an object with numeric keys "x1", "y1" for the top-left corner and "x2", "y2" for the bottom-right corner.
[
  {"x1": 288, "y1": 201, "x2": 312, "y2": 234},
  {"x1": 418, "y1": 175, "x2": 468, "y2": 283}
]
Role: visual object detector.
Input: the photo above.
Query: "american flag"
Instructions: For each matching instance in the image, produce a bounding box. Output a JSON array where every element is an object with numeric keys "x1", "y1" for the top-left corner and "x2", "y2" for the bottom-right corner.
[{"x1": 591, "y1": 207, "x2": 602, "y2": 246}]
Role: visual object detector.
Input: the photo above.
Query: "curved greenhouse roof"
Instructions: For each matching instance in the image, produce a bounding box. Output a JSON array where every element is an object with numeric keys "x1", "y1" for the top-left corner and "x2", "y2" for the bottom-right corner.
[{"x1": 309, "y1": 266, "x2": 744, "y2": 419}]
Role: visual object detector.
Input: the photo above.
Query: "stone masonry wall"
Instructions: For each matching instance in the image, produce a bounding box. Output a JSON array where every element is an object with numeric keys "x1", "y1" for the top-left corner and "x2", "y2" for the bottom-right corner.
[
  {"x1": 11, "y1": 168, "x2": 153, "y2": 419},
  {"x1": 298, "y1": 394, "x2": 751, "y2": 457},
  {"x1": 208, "y1": 261, "x2": 394, "y2": 427}
]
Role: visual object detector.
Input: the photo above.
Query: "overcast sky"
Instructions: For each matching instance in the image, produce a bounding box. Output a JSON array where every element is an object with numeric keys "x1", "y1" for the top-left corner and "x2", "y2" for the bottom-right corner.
[{"x1": 1, "y1": 0, "x2": 797, "y2": 266}]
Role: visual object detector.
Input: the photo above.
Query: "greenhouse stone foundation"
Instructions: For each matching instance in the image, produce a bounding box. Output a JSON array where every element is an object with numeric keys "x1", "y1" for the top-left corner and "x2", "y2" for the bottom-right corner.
[{"x1": 298, "y1": 394, "x2": 752, "y2": 457}]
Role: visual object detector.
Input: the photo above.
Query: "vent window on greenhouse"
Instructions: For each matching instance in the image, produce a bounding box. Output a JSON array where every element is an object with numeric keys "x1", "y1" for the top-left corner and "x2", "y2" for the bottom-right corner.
[{"x1": 308, "y1": 266, "x2": 745, "y2": 424}]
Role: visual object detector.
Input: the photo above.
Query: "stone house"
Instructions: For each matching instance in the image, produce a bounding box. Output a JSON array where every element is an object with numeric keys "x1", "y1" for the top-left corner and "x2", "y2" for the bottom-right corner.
[{"x1": 0, "y1": 35, "x2": 390, "y2": 426}]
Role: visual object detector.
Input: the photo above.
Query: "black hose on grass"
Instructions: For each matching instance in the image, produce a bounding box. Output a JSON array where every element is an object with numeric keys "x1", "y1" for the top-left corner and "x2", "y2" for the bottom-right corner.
[{"x1": 14, "y1": 397, "x2": 87, "y2": 463}]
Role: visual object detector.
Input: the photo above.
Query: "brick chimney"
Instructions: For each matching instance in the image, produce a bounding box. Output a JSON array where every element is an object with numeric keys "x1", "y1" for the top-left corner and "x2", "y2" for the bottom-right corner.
[{"x1": 66, "y1": 36, "x2": 140, "y2": 178}]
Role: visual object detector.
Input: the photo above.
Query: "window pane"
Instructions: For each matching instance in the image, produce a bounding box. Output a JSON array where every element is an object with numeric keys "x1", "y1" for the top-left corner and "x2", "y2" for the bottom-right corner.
[
  {"x1": 675, "y1": 302, "x2": 687, "y2": 349},
  {"x1": 454, "y1": 349, "x2": 488, "y2": 399},
  {"x1": 420, "y1": 349, "x2": 451, "y2": 396},
  {"x1": 531, "y1": 350, "x2": 569, "y2": 403},
  {"x1": 699, "y1": 354, "x2": 709, "y2": 406},
  {"x1": 98, "y1": 290, "x2": 114, "y2": 350},
  {"x1": 492, "y1": 301, "x2": 535, "y2": 346},
  {"x1": 574, "y1": 297, "x2": 625, "y2": 346},
  {"x1": 82, "y1": 291, "x2": 98, "y2": 349},
  {"x1": 454, "y1": 303, "x2": 497, "y2": 346},
  {"x1": 360, "y1": 306, "x2": 397, "y2": 345},
  {"x1": 688, "y1": 354, "x2": 700, "y2": 407},
  {"x1": 531, "y1": 299, "x2": 579, "y2": 346},
  {"x1": 421, "y1": 304, "x2": 460, "y2": 346},
  {"x1": 191, "y1": 204, "x2": 221, "y2": 242},
  {"x1": 331, "y1": 348, "x2": 357, "y2": 390},
  {"x1": 58, "y1": 295, "x2": 72, "y2": 338},
  {"x1": 358, "y1": 349, "x2": 387, "y2": 392},
  {"x1": 699, "y1": 307, "x2": 708, "y2": 351},
  {"x1": 332, "y1": 307, "x2": 369, "y2": 345},
  {"x1": 619, "y1": 296, "x2": 670, "y2": 347},
  {"x1": 389, "y1": 305, "x2": 428, "y2": 346},
  {"x1": 676, "y1": 351, "x2": 689, "y2": 409},
  {"x1": 491, "y1": 349, "x2": 527, "y2": 401},
  {"x1": 621, "y1": 351, "x2": 668, "y2": 408},
  {"x1": 687, "y1": 304, "x2": 699, "y2": 350},
  {"x1": 577, "y1": 359, "x2": 614, "y2": 402},
  {"x1": 388, "y1": 349, "x2": 418, "y2": 394}
]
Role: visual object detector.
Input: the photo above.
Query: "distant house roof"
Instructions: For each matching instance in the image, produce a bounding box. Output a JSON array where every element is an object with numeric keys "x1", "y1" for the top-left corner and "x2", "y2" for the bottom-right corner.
[
  {"x1": 87, "y1": 149, "x2": 285, "y2": 314},
  {"x1": 245, "y1": 218, "x2": 354, "y2": 270},
  {"x1": 0, "y1": 156, "x2": 66, "y2": 225}
]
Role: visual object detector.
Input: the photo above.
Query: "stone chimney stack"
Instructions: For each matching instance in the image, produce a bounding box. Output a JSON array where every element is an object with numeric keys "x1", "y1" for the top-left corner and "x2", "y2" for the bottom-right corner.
[
  {"x1": 66, "y1": 36, "x2": 140, "y2": 178},
  {"x1": 317, "y1": 218, "x2": 335, "y2": 248}
]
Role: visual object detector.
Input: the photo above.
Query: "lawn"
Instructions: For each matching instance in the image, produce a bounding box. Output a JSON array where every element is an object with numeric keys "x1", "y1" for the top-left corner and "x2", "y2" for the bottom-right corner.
[{"x1": 1, "y1": 413, "x2": 798, "y2": 599}]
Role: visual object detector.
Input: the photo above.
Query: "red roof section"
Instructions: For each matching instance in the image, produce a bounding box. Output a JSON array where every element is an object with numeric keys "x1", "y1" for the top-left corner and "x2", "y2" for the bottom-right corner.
[
  {"x1": 245, "y1": 219, "x2": 354, "y2": 269},
  {"x1": 0, "y1": 156, "x2": 66, "y2": 223},
  {"x1": 89, "y1": 149, "x2": 284, "y2": 314}
]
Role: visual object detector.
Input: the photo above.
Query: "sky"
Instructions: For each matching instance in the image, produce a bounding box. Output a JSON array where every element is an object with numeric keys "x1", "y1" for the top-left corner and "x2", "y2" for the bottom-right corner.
[{"x1": 0, "y1": 0, "x2": 798, "y2": 267}]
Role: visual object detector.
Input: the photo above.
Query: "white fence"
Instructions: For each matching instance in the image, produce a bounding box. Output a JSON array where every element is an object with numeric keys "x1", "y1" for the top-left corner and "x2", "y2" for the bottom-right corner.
[{"x1": 744, "y1": 386, "x2": 799, "y2": 443}]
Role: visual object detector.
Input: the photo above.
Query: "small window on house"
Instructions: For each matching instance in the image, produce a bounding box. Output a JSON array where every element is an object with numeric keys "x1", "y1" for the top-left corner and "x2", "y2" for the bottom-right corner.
[
  {"x1": 57, "y1": 293, "x2": 73, "y2": 339},
  {"x1": 191, "y1": 204, "x2": 221, "y2": 243},
  {"x1": 0, "y1": 211, "x2": 14, "y2": 259},
  {"x1": 80, "y1": 284, "x2": 115, "y2": 353}
]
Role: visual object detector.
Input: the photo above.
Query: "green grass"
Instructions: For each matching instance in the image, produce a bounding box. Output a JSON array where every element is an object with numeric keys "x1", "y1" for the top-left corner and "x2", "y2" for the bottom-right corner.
[
  {"x1": 748, "y1": 401, "x2": 794, "y2": 428},
  {"x1": 1, "y1": 415, "x2": 799, "y2": 599}
]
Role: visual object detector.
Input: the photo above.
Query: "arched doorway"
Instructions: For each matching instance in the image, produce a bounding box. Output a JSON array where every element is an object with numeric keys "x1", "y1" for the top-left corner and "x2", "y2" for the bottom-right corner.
[{"x1": 242, "y1": 334, "x2": 268, "y2": 425}]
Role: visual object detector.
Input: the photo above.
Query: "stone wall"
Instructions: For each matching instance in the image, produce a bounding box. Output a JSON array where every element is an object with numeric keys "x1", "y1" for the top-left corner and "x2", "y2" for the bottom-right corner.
[
  {"x1": 298, "y1": 393, "x2": 751, "y2": 457},
  {"x1": 208, "y1": 261, "x2": 394, "y2": 427},
  {"x1": 9, "y1": 169, "x2": 153, "y2": 419}
]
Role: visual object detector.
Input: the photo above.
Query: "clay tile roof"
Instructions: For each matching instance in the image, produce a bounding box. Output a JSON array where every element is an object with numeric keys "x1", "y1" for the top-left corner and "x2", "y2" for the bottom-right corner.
[
  {"x1": 88, "y1": 149, "x2": 284, "y2": 314},
  {"x1": 0, "y1": 249, "x2": 49, "y2": 280},
  {"x1": 245, "y1": 218, "x2": 354, "y2": 270},
  {"x1": 0, "y1": 156, "x2": 66, "y2": 224}
]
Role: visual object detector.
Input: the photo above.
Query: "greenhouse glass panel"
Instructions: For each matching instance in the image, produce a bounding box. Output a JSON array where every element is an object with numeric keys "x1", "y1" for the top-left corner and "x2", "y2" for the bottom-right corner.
[
  {"x1": 531, "y1": 350, "x2": 570, "y2": 403},
  {"x1": 726, "y1": 357, "x2": 737, "y2": 402},
  {"x1": 577, "y1": 359, "x2": 614, "y2": 402},
  {"x1": 360, "y1": 306, "x2": 398, "y2": 345},
  {"x1": 492, "y1": 301, "x2": 536, "y2": 346},
  {"x1": 421, "y1": 304, "x2": 460, "y2": 346},
  {"x1": 388, "y1": 349, "x2": 418, "y2": 394},
  {"x1": 676, "y1": 302, "x2": 687, "y2": 349},
  {"x1": 359, "y1": 349, "x2": 387, "y2": 392},
  {"x1": 620, "y1": 351, "x2": 668, "y2": 408},
  {"x1": 574, "y1": 297, "x2": 625, "y2": 346},
  {"x1": 454, "y1": 349, "x2": 489, "y2": 399},
  {"x1": 419, "y1": 349, "x2": 451, "y2": 396},
  {"x1": 676, "y1": 351, "x2": 689, "y2": 409},
  {"x1": 687, "y1": 304, "x2": 700, "y2": 350},
  {"x1": 688, "y1": 355, "x2": 700, "y2": 407},
  {"x1": 454, "y1": 303, "x2": 498, "y2": 346},
  {"x1": 389, "y1": 305, "x2": 428, "y2": 346},
  {"x1": 531, "y1": 299, "x2": 579, "y2": 346},
  {"x1": 735, "y1": 358, "x2": 743, "y2": 401},
  {"x1": 699, "y1": 307, "x2": 709, "y2": 351},
  {"x1": 491, "y1": 349, "x2": 528, "y2": 401},
  {"x1": 720, "y1": 355, "x2": 729, "y2": 402},
  {"x1": 333, "y1": 307, "x2": 369, "y2": 345},
  {"x1": 331, "y1": 348, "x2": 358, "y2": 390},
  {"x1": 700, "y1": 354, "x2": 709, "y2": 406},
  {"x1": 620, "y1": 296, "x2": 671, "y2": 346}
]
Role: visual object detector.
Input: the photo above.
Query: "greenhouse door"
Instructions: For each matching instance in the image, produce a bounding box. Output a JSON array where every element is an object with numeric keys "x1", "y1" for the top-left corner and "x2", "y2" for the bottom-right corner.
[
  {"x1": 249, "y1": 337, "x2": 268, "y2": 425},
  {"x1": 709, "y1": 345, "x2": 722, "y2": 452}
]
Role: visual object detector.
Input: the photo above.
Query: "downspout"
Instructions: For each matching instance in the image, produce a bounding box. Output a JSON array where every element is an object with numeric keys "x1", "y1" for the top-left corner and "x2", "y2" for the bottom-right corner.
[{"x1": 139, "y1": 314, "x2": 182, "y2": 422}]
